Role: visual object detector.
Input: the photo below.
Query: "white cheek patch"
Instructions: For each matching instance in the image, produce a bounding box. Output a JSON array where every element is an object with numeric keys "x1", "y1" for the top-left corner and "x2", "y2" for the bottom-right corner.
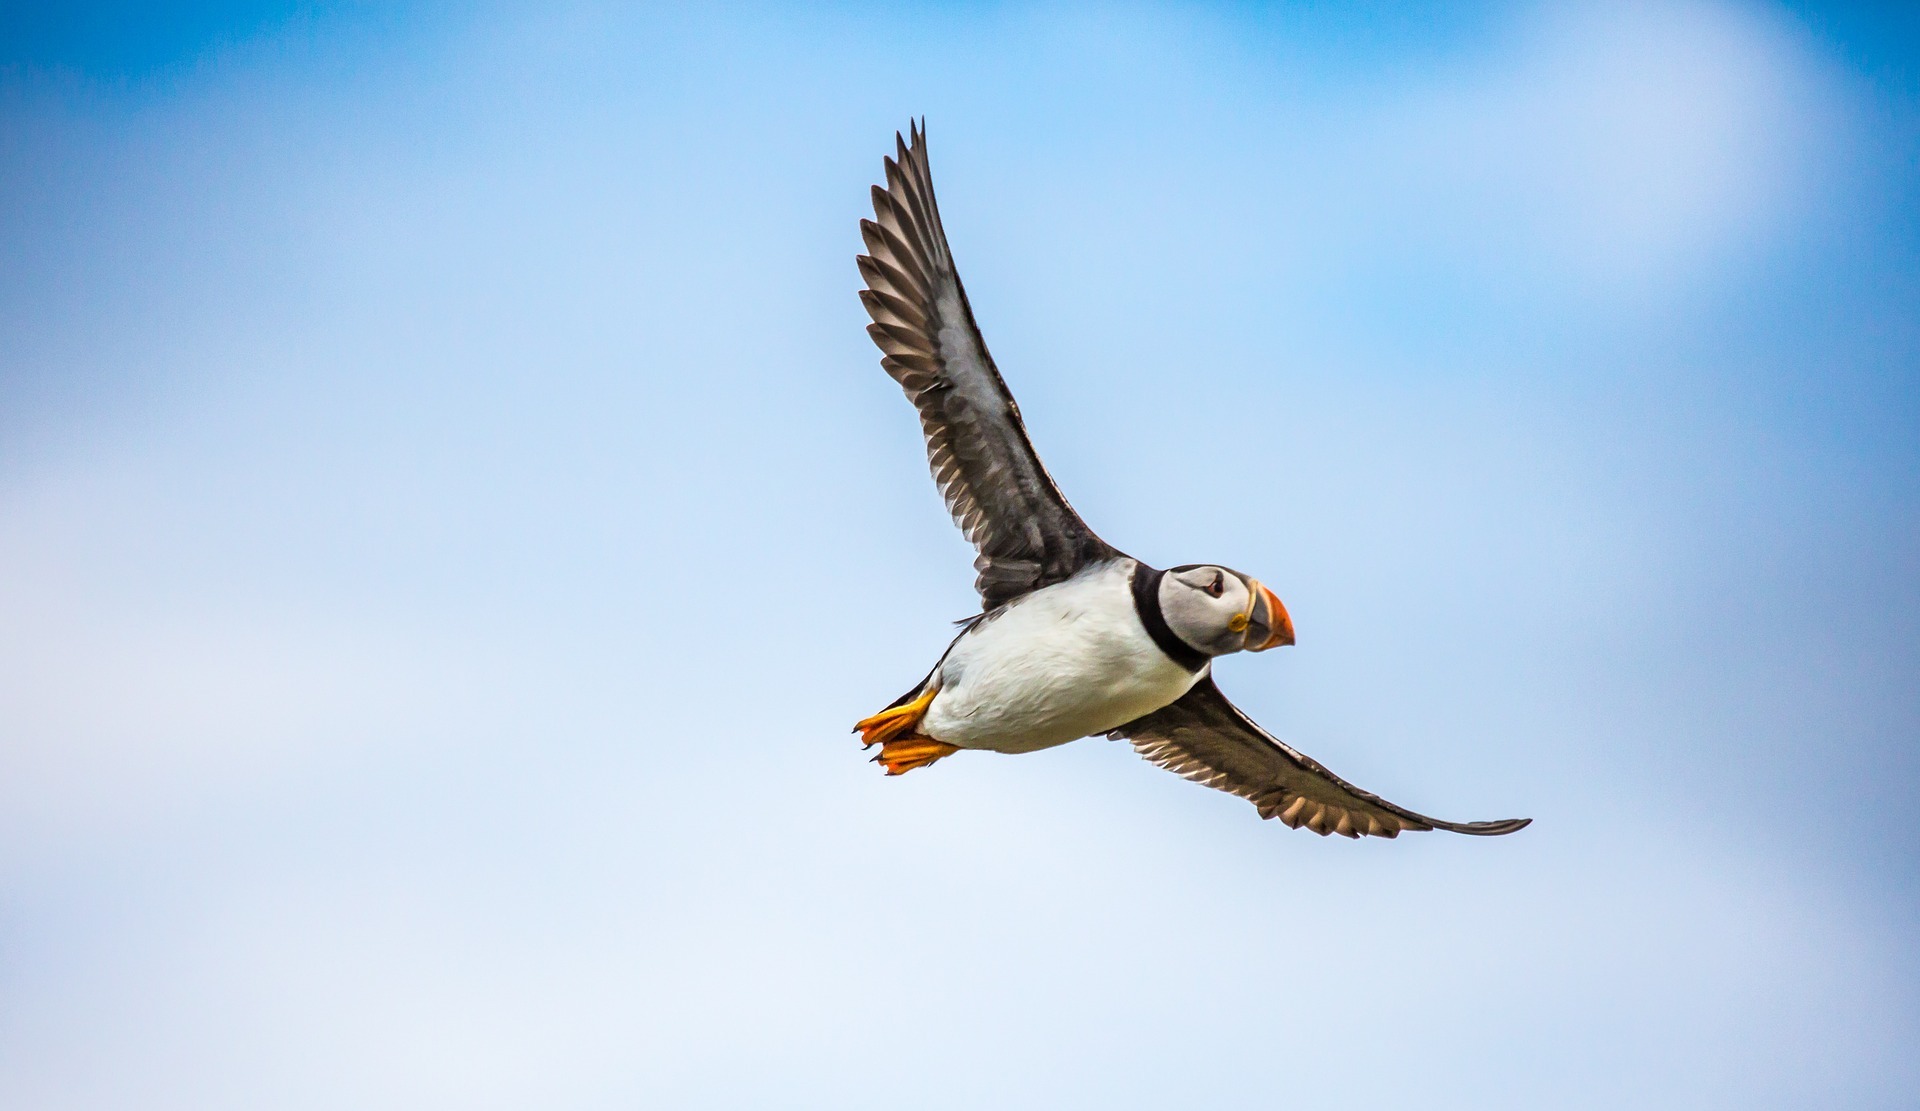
[{"x1": 1163, "y1": 578, "x2": 1232, "y2": 655}]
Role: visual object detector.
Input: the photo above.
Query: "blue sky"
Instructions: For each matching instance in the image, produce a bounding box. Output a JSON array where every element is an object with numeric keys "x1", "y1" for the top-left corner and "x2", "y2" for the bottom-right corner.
[{"x1": 2, "y1": 2, "x2": 1916, "y2": 1107}]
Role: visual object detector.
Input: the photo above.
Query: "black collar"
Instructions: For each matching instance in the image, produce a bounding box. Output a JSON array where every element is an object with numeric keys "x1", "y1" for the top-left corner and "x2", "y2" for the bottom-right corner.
[{"x1": 1130, "y1": 564, "x2": 1209, "y2": 672}]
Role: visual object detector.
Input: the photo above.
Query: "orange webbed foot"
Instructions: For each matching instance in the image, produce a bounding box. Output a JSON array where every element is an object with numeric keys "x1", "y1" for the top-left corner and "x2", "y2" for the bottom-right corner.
[
  {"x1": 853, "y1": 683, "x2": 938, "y2": 749},
  {"x1": 873, "y1": 737, "x2": 960, "y2": 775},
  {"x1": 853, "y1": 684, "x2": 956, "y2": 773}
]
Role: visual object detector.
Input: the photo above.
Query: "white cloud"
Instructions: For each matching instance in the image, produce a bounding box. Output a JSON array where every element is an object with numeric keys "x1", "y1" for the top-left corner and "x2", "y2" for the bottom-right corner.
[
  {"x1": 1310, "y1": 0, "x2": 1835, "y2": 301},
  {"x1": 0, "y1": 457, "x2": 478, "y2": 845}
]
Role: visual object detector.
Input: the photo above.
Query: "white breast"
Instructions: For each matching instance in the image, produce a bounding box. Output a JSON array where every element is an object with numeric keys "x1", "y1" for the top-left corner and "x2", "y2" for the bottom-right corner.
[{"x1": 920, "y1": 560, "x2": 1206, "y2": 754}]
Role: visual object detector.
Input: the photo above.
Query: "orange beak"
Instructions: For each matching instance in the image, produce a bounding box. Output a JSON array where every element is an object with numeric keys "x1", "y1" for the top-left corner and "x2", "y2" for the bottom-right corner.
[{"x1": 1246, "y1": 581, "x2": 1294, "y2": 651}]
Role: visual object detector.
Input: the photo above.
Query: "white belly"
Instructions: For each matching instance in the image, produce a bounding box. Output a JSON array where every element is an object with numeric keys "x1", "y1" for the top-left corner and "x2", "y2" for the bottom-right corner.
[{"x1": 920, "y1": 561, "x2": 1206, "y2": 754}]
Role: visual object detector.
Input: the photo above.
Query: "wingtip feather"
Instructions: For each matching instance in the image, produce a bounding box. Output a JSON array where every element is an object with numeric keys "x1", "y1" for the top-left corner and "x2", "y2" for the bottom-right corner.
[{"x1": 1444, "y1": 816, "x2": 1533, "y2": 837}]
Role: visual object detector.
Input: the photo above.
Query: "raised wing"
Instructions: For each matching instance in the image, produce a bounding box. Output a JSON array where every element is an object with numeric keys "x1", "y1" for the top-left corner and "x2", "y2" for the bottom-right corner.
[
  {"x1": 1110, "y1": 677, "x2": 1531, "y2": 839},
  {"x1": 859, "y1": 121, "x2": 1121, "y2": 611}
]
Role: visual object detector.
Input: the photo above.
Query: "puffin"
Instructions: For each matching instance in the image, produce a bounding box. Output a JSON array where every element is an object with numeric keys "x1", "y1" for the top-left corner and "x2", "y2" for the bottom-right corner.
[{"x1": 853, "y1": 122, "x2": 1529, "y2": 839}]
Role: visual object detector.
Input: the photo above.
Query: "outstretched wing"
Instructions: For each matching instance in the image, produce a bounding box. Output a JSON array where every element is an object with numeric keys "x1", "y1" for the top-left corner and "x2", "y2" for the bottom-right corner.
[
  {"x1": 1110, "y1": 677, "x2": 1531, "y2": 839},
  {"x1": 859, "y1": 121, "x2": 1121, "y2": 611}
]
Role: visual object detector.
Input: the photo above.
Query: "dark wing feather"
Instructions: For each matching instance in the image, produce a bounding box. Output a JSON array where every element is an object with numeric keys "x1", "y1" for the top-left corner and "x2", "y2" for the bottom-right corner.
[
  {"x1": 1110, "y1": 677, "x2": 1531, "y2": 839},
  {"x1": 860, "y1": 121, "x2": 1121, "y2": 610}
]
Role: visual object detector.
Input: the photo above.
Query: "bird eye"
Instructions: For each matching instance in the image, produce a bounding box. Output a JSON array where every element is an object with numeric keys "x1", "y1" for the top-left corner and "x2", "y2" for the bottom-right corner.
[{"x1": 1206, "y1": 573, "x2": 1224, "y2": 598}]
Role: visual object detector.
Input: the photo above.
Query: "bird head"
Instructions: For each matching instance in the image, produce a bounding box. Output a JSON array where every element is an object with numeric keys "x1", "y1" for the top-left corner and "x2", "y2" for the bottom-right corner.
[{"x1": 1159, "y1": 565, "x2": 1294, "y2": 657}]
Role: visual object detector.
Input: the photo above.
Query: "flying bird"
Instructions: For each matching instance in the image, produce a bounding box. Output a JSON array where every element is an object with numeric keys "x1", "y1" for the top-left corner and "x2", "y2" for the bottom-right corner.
[{"x1": 853, "y1": 122, "x2": 1529, "y2": 839}]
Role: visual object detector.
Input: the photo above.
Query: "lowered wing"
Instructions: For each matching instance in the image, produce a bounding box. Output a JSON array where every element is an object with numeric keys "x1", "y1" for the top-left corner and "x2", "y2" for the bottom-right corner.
[{"x1": 1111, "y1": 677, "x2": 1531, "y2": 839}]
